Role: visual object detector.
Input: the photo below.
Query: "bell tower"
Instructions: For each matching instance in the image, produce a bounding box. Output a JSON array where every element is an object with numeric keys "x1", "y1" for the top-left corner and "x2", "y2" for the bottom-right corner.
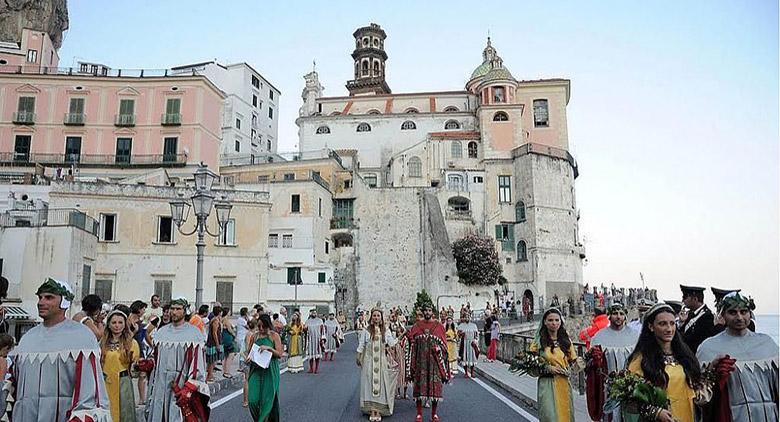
[{"x1": 346, "y1": 23, "x2": 391, "y2": 96}]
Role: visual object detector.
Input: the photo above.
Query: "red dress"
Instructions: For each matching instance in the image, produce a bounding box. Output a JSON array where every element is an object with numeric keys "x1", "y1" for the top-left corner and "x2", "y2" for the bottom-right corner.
[{"x1": 406, "y1": 319, "x2": 450, "y2": 400}]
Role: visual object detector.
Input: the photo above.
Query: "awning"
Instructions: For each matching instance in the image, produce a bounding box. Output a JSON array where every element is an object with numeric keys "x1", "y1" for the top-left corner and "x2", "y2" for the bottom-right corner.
[{"x1": 4, "y1": 306, "x2": 31, "y2": 320}]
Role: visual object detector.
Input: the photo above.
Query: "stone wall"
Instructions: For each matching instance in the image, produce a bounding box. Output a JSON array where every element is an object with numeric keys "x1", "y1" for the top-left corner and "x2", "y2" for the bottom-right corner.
[{"x1": 0, "y1": 0, "x2": 69, "y2": 49}]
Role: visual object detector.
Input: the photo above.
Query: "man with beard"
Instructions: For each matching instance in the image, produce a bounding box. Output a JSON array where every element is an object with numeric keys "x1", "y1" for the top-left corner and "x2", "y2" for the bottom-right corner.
[
  {"x1": 680, "y1": 284, "x2": 718, "y2": 352},
  {"x1": 406, "y1": 304, "x2": 449, "y2": 422},
  {"x1": 8, "y1": 278, "x2": 111, "y2": 421},
  {"x1": 323, "y1": 312, "x2": 341, "y2": 361},
  {"x1": 586, "y1": 302, "x2": 639, "y2": 422},
  {"x1": 457, "y1": 311, "x2": 480, "y2": 379},
  {"x1": 304, "y1": 309, "x2": 325, "y2": 374},
  {"x1": 145, "y1": 297, "x2": 209, "y2": 422},
  {"x1": 697, "y1": 292, "x2": 778, "y2": 422}
]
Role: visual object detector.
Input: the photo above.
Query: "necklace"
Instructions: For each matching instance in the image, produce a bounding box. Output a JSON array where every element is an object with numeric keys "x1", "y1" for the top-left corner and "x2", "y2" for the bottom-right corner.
[
  {"x1": 663, "y1": 354, "x2": 678, "y2": 366},
  {"x1": 107, "y1": 338, "x2": 121, "y2": 352}
]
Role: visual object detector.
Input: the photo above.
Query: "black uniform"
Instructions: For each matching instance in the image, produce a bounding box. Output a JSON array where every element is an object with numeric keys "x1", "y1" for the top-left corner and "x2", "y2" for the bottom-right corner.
[{"x1": 680, "y1": 304, "x2": 717, "y2": 352}]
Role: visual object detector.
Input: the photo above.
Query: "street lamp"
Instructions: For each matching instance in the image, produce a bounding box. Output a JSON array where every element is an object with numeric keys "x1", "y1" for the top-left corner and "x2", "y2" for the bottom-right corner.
[{"x1": 169, "y1": 163, "x2": 232, "y2": 308}]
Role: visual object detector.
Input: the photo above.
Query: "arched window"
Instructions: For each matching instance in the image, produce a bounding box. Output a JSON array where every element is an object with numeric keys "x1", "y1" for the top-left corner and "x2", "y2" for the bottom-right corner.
[
  {"x1": 367, "y1": 109, "x2": 381, "y2": 115},
  {"x1": 451, "y1": 141, "x2": 462, "y2": 158},
  {"x1": 447, "y1": 175, "x2": 465, "y2": 191},
  {"x1": 267, "y1": 139, "x2": 271, "y2": 150},
  {"x1": 401, "y1": 121, "x2": 416, "y2": 130},
  {"x1": 447, "y1": 196, "x2": 470, "y2": 211},
  {"x1": 404, "y1": 108, "x2": 419, "y2": 114},
  {"x1": 493, "y1": 111, "x2": 509, "y2": 121},
  {"x1": 515, "y1": 201, "x2": 526, "y2": 222},
  {"x1": 356, "y1": 122, "x2": 371, "y2": 132},
  {"x1": 408, "y1": 156, "x2": 422, "y2": 178},
  {"x1": 361, "y1": 60, "x2": 369, "y2": 76},
  {"x1": 373, "y1": 61, "x2": 380, "y2": 75},
  {"x1": 316, "y1": 125, "x2": 330, "y2": 134},
  {"x1": 468, "y1": 141, "x2": 478, "y2": 158},
  {"x1": 443, "y1": 106, "x2": 459, "y2": 113},
  {"x1": 517, "y1": 240, "x2": 528, "y2": 262},
  {"x1": 445, "y1": 120, "x2": 460, "y2": 130}
]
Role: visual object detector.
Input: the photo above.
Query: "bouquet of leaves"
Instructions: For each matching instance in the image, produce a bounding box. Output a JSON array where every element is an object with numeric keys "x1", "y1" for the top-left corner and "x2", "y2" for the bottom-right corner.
[
  {"x1": 604, "y1": 370, "x2": 670, "y2": 420},
  {"x1": 508, "y1": 351, "x2": 548, "y2": 377}
]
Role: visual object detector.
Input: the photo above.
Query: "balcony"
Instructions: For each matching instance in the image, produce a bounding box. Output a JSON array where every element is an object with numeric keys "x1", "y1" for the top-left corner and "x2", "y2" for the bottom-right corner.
[
  {"x1": 0, "y1": 152, "x2": 187, "y2": 167},
  {"x1": 446, "y1": 209, "x2": 472, "y2": 220},
  {"x1": 330, "y1": 217, "x2": 355, "y2": 230},
  {"x1": 0, "y1": 208, "x2": 98, "y2": 236},
  {"x1": 12, "y1": 111, "x2": 35, "y2": 124},
  {"x1": 114, "y1": 114, "x2": 136, "y2": 127},
  {"x1": 63, "y1": 113, "x2": 86, "y2": 125},
  {"x1": 161, "y1": 113, "x2": 181, "y2": 126}
]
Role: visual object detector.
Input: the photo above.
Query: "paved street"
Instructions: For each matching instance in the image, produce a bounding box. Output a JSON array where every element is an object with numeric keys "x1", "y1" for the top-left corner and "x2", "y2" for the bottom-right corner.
[{"x1": 209, "y1": 332, "x2": 537, "y2": 421}]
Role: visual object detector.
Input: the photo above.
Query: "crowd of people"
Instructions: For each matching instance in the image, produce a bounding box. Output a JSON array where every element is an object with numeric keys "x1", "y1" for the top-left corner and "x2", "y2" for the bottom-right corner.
[{"x1": 526, "y1": 284, "x2": 778, "y2": 422}]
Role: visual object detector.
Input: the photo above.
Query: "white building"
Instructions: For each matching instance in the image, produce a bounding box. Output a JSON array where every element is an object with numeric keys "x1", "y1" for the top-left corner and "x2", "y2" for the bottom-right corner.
[{"x1": 171, "y1": 61, "x2": 281, "y2": 161}]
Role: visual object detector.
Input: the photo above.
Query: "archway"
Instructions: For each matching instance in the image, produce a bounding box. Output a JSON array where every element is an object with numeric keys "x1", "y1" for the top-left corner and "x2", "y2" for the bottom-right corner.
[{"x1": 523, "y1": 289, "x2": 534, "y2": 322}]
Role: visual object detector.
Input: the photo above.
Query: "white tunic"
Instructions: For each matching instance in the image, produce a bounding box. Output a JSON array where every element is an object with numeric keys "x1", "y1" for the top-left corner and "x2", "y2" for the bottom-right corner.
[
  {"x1": 457, "y1": 322, "x2": 480, "y2": 366},
  {"x1": 324, "y1": 319, "x2": 341, "y2": 352},
  {"x1": 590, "y1": 325, "x2": 638, "y2": 422},
  {"x1": 305, "y1": 318, "x2": 325, "y2": 359}
]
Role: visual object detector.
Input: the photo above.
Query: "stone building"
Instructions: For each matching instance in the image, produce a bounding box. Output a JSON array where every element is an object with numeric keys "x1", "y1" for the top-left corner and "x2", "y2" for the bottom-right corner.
[{"x1": 296, "y1": 24, "x2": 585, "y2": 312}]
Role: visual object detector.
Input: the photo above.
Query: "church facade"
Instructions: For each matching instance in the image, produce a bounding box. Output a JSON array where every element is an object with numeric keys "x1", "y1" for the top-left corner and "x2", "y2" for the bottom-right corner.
[{"x1": 296, "y1": 23, "x2": 585, "y2": 312}]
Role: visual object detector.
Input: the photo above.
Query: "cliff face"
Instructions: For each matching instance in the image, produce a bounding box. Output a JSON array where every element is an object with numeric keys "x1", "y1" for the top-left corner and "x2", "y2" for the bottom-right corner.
[{"x1": 0, "y1": 0, "x2": 69, "y2": 49}]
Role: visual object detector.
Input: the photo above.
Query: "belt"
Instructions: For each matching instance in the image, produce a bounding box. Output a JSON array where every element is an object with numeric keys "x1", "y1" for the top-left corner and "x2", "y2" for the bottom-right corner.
[{"x1": 118, "y1": 370, "x2": 130, "y2": 377}]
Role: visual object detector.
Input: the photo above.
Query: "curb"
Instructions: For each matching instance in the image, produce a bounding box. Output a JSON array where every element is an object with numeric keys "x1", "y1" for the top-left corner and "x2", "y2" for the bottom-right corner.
[{"x1": 472, "y1": 364, "x2": 538, "y2": 411}]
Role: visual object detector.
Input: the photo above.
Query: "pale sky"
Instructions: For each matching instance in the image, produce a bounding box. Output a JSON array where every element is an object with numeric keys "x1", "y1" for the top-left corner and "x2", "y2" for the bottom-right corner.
[{"x1": 60, "y1": 1, "x2": 779, "y2": 314}]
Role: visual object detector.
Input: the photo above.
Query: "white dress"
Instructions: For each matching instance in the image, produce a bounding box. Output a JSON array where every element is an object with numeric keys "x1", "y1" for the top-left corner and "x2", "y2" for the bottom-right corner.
[{"x1": 357, "y1": 328, "x2": 398, "y2": 416}]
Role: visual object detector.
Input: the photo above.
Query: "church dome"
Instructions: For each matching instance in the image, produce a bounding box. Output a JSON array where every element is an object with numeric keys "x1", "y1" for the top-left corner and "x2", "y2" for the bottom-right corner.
[
  {"x1": 467, "y1": 37, "x2": 515, "y2": 84},
  {"x1": 482, "y1": 66, "x2": 515, "y2": 83},
  {"x1": 470, "y1": 62, "x2": 492, "y2": 80}
]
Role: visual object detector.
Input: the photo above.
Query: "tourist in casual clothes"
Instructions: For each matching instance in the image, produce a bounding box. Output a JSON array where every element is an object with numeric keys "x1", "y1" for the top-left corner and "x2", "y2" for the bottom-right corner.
[
  {"x1": 697, "y1": 291, "x2": 778, "y2": 422},
  {"x1": 100, "y1": 308, "x2": 140, "y2": 422},
  {"x1": 241, "y1": 318, "x2": 258, "y2": 408},
  {"x1": 445, "y1": 317, "x2": 458, "y2": 374},
  {"x1": 247, "y1": 314, "x2": 282, "y2": 422},
  {"x1": 145, "y1": 304, "x2": 171, "y2": 346},
  {"x1": 205, "y1": 305, "x2": 223, "y2": 382},
  {"x1": 286, "y1": 312, "x2": 305, "y2": 374},
  {"x1": 585, "y1": 302, "x2": 638, "y2": 422},
  {"x1": 579, "y1": 306, "x2": 609, "y2": 349},
  {"x1": 357, "y1": 308, "x2": 398, "y2": 422},
  {"x1": 324, "y1": 312, "x2": 341, "y2": 361},
  {"x1": 189, "y1": 304, "x2": 209, "y2": 335},
  {"x1": 626, "y1": 303, "x2": 706, "y2": 422},
  {"x1": 304, "y1": 309, "x2": 326, "y2": 374},
  {"x1": 483, "y1": 310, "x2": 495, "y2": 352},
  {"x1": 72, "y1": 293, "x2": 105, "y2": 340},
  {"x1": 406, "y1": 303, "x2": 449, "y2": 422},
  {"x1": 486, "y1": 319, "x2": 501, "y2": 362},
  {"x1": 337, "y1": 310, "x2": 348, "y2": 333},
  {"x1": 9, "y1": 278, "x2": 111, "y2": 421},
  {"x1": 145, "y1": 297, "x2": 209, "y2": 422},
  {"x1": 144, "y1": 294, "x2": 162, "y2": 326},
  {"x1": 457, "y1": 312, "x2": 480, "y2": 378},
  {"x1": 221, "y1": 308, "x2": 237, "y2": 378},
  {"x1": 530, "y1": 307, "x2": 584, "y2": 422}
]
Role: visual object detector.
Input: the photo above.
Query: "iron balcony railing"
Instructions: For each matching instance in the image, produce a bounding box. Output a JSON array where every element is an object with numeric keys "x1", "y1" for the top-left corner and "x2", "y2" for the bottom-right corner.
[
  {"x1": 12, "y1": 111, "x2": 35, "y2": 124},
  {"x1": 63, "y1": 113, "x2": 86, "y2": 125},
  {"x1": 0, "y1": 208, "x2": 99, "y2": 236},
  {"x1": 114, "y1": 114, "x2": 136, "y2": 126},
  {"x1": 161, "y1": 113, "x2": 181, "y2": 126},
  {"x1": 0, "y1": 152, "x2": 187, "y2": 167}
]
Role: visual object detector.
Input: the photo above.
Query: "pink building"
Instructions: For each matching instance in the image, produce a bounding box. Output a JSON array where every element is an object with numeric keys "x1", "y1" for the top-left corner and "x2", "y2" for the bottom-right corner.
[
  {"x1": 0, "y1": 66, "x2": 225, "y2": 181},
  {"x1": 0, "y1": 28, "x2": 59, "y2": 72}
]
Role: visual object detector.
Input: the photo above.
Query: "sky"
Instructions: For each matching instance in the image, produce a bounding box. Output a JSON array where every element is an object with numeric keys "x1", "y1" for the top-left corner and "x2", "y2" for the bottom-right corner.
[{"x1": 59, "y1": 1, "x2": 779, "y2": 314}]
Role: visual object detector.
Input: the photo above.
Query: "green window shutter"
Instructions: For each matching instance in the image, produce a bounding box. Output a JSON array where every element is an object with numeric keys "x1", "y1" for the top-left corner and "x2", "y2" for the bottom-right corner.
[
  {"x1": 70, "y1": 98, "x2": 84, "y2": 114},
  {"x1": 287, "y1": 268, "x2": 295, "y2": 284},
  {"x1": 495, "y1": 224, "x2": 503, "y2": 240},
  {"x1": 506, "y1": 226, "x2": 515, "y2": 251},
  {"x1": 120, "y1": 99, "x2": 134, "y2": 114},
  {"x1": 18, "y1": 97, "x2": 35, "y2": 113},
  {"x1": 166, "y1": 98, "x2": 181, "y2": 114},
  {"x1": 318, "y1": 272, "x2": 326, "y2": 283}
]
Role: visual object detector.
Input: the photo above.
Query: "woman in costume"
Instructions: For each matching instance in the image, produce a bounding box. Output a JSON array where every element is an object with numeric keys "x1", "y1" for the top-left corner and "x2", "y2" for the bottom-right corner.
[
  {"x1": 357, "y1": 308, "x2": 398, "y2": 422},
  {"x1": 286, "y1": 312, "x2": 305, "y2": 373},
  {"x1": 626, "y1": 303, "x2": 704, "y2": 422},
  {"x1": 445, "y1": 317, "x2": 458, "y2": 375},
  {"x1": 388, "y1": 322, "x2": 409, "y2": 400},
  {"x1": 100, "y1": 309, "x2": 140, "y2": 422},
  {"x1": 247, "y1": 314, "x2": 282, "y2": 422},
  {"x1": 530, "y1": 307, "x2": 584, "y2": 422}
]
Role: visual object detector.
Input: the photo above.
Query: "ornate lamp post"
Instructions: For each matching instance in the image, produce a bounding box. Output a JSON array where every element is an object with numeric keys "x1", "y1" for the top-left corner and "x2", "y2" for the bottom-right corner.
[{"x1": 170, "y1": 164, "x2": 232, "y2": 308}]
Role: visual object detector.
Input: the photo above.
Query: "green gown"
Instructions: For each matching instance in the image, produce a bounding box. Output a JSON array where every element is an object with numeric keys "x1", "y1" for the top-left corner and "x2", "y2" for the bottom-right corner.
[{"x1": 248, "y1": 335, "x2": 280, "y2": 422}]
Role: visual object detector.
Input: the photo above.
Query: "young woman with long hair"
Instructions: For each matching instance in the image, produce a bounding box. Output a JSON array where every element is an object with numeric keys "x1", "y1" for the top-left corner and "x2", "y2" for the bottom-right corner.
[
  {"x1": 356, "y1": 308, "x2": 397, "y2": 422},
  {"x1": 100, "y1": 309, "x2": 140, "y2": 422},
  {"x1": 286, "y1": 311, "x2": 305, "y2": 373},
  {"x1": 530, "y1": 307, "x2": 583, "y2": 422},
  {"x1": 247, "y1": 313, "x2": 283, "y2": 422},
  {"x1": 627, "y1": 303, "x2": 703, "y2": 422},
  {"x1": 445, "y1": 318, "x2": 458, "y2": 375}
]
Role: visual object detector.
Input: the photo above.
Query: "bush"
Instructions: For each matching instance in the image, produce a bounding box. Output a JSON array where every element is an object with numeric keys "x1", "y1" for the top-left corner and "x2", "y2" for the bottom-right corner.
[{"x1": 452, "y1": 233, "x2": 502, "y2": 286}]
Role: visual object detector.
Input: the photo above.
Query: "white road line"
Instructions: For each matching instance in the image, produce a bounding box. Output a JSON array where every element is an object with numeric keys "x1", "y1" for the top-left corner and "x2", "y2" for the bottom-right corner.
[{"x1": 459, "y1": 365, "x2": 538, "y2": 422}]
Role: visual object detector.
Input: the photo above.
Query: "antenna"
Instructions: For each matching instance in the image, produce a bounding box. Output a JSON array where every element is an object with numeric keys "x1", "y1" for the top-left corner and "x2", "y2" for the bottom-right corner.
[{"x1": 313, "y1": 59, "x2": 316, "y2": 73}]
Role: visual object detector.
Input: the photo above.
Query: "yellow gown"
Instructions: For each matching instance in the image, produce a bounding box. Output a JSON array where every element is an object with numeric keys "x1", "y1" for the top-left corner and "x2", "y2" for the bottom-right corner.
[
  {"x1": 103, "y1": 340, "x2": 140, "y2": 422},
  {"x1": 530, "y1": 341, "x2": 577, "y2": 422},
  {"x1": 628, "y1": 355, "x2": 695, "y2": 422},
  {"x1": 446, "y1": 327, "x2": 458, "y2": 366}
]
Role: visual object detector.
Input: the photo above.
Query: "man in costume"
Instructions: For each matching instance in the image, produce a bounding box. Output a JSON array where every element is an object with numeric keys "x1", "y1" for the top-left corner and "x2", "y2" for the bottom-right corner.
[
  {"x1": 145, "y1": 297, "x2": 209, "y2": 422},
  {"x1": 406, "y1": 304, "x2": 449, "y2": 422},
  {"x1": 711, "y1": 287, "x2": 755, "y2": 332},
  {"x1": 697, "y1": 291, "x2": 778, "y2": 422},
  {"x1": 304, "y1": 309, "x2": 325, "y2": 374},
  {"x1": 323, "y1": 312, "x2": 341, "y2": 361},
  {"x1": 586, "y1": 302, "x2": 639, "y2": 422},
  {"x1": 680, "y1": 284, "x2": 718, "y2": 352},
  {"x1": 456, "y1": 311, "x2": 480, "y2": 379},
  {"x1": 8, "y1": 278, "x2": 111, "y2": 421}
]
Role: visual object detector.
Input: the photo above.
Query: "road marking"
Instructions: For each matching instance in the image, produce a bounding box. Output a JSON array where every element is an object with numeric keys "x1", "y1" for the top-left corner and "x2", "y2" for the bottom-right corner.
[
  {"x1": 211, "y1": 331, "x2": 356, "y2": 409},
  {"x1": 459, "y1": 365, "x2": 538, "y2": 422}
]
